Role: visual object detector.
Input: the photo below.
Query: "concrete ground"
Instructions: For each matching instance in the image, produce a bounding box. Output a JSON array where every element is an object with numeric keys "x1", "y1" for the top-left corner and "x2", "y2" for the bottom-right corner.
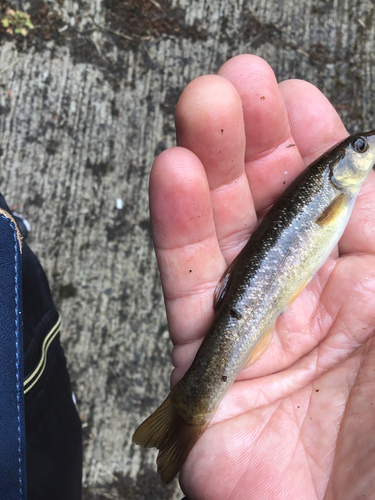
[{"x1": 0, "y1": 0, "x2": 374, "y2": 498}]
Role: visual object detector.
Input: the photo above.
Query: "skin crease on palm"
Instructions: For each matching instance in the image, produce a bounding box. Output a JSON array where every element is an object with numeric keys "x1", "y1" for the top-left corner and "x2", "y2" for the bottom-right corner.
[{"x1": 149, "y1": 55, "x2": 375, "y2": 500}]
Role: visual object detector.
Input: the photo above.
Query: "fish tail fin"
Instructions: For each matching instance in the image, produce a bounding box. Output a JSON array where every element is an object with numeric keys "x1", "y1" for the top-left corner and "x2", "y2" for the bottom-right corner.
[{"x1": 132, "y1": 393, "x2": 206, "y2": 484}]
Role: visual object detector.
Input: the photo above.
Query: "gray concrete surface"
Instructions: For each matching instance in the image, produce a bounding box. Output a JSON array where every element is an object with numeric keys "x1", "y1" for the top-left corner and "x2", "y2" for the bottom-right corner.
[{"x1": 0, "y1": 0, "x2": 374, "y2": 498}]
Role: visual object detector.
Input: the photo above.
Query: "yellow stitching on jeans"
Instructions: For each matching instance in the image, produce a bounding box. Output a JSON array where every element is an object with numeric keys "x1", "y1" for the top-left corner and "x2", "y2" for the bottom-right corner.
[{"x1": 23, "y1": 315, "x2": 61, "y2": 394}]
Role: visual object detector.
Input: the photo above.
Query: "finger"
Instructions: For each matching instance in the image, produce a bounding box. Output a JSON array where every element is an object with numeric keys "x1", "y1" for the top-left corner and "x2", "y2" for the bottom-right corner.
[
  {"x1": 339, "y1": 171, "x2": 375, "y2": 255},
  {"x1": 175, "y1": 75, "x2": 254, "y2": 264},
  {"x1": 150, "y1": 147, "x2": 226, "y2": 345},
  {"x1": 218, "y1": 54, "x2": 305, "y2": 214},
  {"x1": 279, "y1": 79, "x2": 348, "y2": 163},
  {"x1": 279, "y1": 79, "x2": 375, "y2": 255}
]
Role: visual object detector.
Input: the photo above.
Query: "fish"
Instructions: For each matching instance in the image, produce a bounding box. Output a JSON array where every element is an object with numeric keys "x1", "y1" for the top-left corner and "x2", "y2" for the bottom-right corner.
[{"x1": 133, "y1": 130, "x2": 375, "y2": 484}]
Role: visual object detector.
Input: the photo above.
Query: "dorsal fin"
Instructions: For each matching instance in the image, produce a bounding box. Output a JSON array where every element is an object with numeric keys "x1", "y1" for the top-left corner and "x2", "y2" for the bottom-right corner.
[{"x1": 213, "y1": 255, "x2": 239, "y2": 312}]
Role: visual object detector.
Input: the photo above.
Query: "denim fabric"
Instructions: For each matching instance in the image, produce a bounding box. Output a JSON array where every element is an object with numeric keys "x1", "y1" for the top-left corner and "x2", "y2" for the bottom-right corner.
[
  {"x1": 0, "y1": 194, "x2": 82, "y2": 500},
  {"x1": 0, "y1": 210, "x2": 27, "y2": 499}
]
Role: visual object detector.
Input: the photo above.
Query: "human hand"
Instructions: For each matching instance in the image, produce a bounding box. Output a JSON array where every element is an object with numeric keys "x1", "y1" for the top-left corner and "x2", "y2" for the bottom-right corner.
[{"x1": 149, "y1": 55, "x2": 375, "y2": 499}]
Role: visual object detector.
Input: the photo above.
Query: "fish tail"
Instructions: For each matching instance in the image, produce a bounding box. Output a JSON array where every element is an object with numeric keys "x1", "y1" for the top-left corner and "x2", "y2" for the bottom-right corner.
[{"x1": 132, "y1": 393, "x2": 206, "y2": 484}]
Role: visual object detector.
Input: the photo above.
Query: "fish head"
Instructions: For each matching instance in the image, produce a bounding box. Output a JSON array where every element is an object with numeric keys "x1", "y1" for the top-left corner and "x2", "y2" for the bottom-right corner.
[{"x1": 330, "y1": 130, "x2": 375, "y2": 195}]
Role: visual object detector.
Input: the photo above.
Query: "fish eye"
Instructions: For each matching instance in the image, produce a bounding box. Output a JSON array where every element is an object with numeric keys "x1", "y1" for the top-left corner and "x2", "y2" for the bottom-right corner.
[{"x1": 351, "y1": 137, "x2": 368, "y2": 153}]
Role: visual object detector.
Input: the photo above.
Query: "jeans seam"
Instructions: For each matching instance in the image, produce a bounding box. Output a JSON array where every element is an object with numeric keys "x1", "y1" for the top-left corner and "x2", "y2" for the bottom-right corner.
[{"x1": 2, "y1": 214, "x2": 23, "y2": 498}]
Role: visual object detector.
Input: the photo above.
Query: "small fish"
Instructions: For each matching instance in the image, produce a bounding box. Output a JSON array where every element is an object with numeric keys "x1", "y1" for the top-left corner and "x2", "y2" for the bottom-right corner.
[{"x1": 133, "y1": 131, "x2": 375, "y2": 483}]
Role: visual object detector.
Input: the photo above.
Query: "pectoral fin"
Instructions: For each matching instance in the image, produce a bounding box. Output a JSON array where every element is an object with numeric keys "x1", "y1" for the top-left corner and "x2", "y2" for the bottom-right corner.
[
  {"x1": 213, "y1": 255, "x2": 240, "y2": 312},
  {"x1": 316, "y1": 193, "x2": 349, "y2": 226}
]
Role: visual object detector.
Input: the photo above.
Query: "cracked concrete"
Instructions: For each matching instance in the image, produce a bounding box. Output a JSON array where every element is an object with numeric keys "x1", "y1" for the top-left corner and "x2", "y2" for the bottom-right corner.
[{"x1": 1, "y1": 0, "x2": 375, "y2": 498}]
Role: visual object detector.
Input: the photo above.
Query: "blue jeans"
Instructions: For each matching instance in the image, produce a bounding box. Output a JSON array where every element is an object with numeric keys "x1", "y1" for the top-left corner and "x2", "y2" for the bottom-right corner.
[{"x1": 0, "y1": 194, "x2": 82, "y2": 500}]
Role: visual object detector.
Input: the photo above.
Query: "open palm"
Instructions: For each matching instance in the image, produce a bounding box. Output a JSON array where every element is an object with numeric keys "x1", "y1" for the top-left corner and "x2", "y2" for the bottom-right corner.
[{"x1": 149, "y1": 55, "x2": 375, "y2": 500}]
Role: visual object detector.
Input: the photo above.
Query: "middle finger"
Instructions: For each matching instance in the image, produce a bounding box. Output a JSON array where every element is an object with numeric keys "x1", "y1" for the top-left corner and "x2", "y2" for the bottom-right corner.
[
  {"x1": 218, "y1": 54, "x2": 306, "y2": 215},
  {"x1": 176, "y1": 74, "x2": 254, "y2": 265}
]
